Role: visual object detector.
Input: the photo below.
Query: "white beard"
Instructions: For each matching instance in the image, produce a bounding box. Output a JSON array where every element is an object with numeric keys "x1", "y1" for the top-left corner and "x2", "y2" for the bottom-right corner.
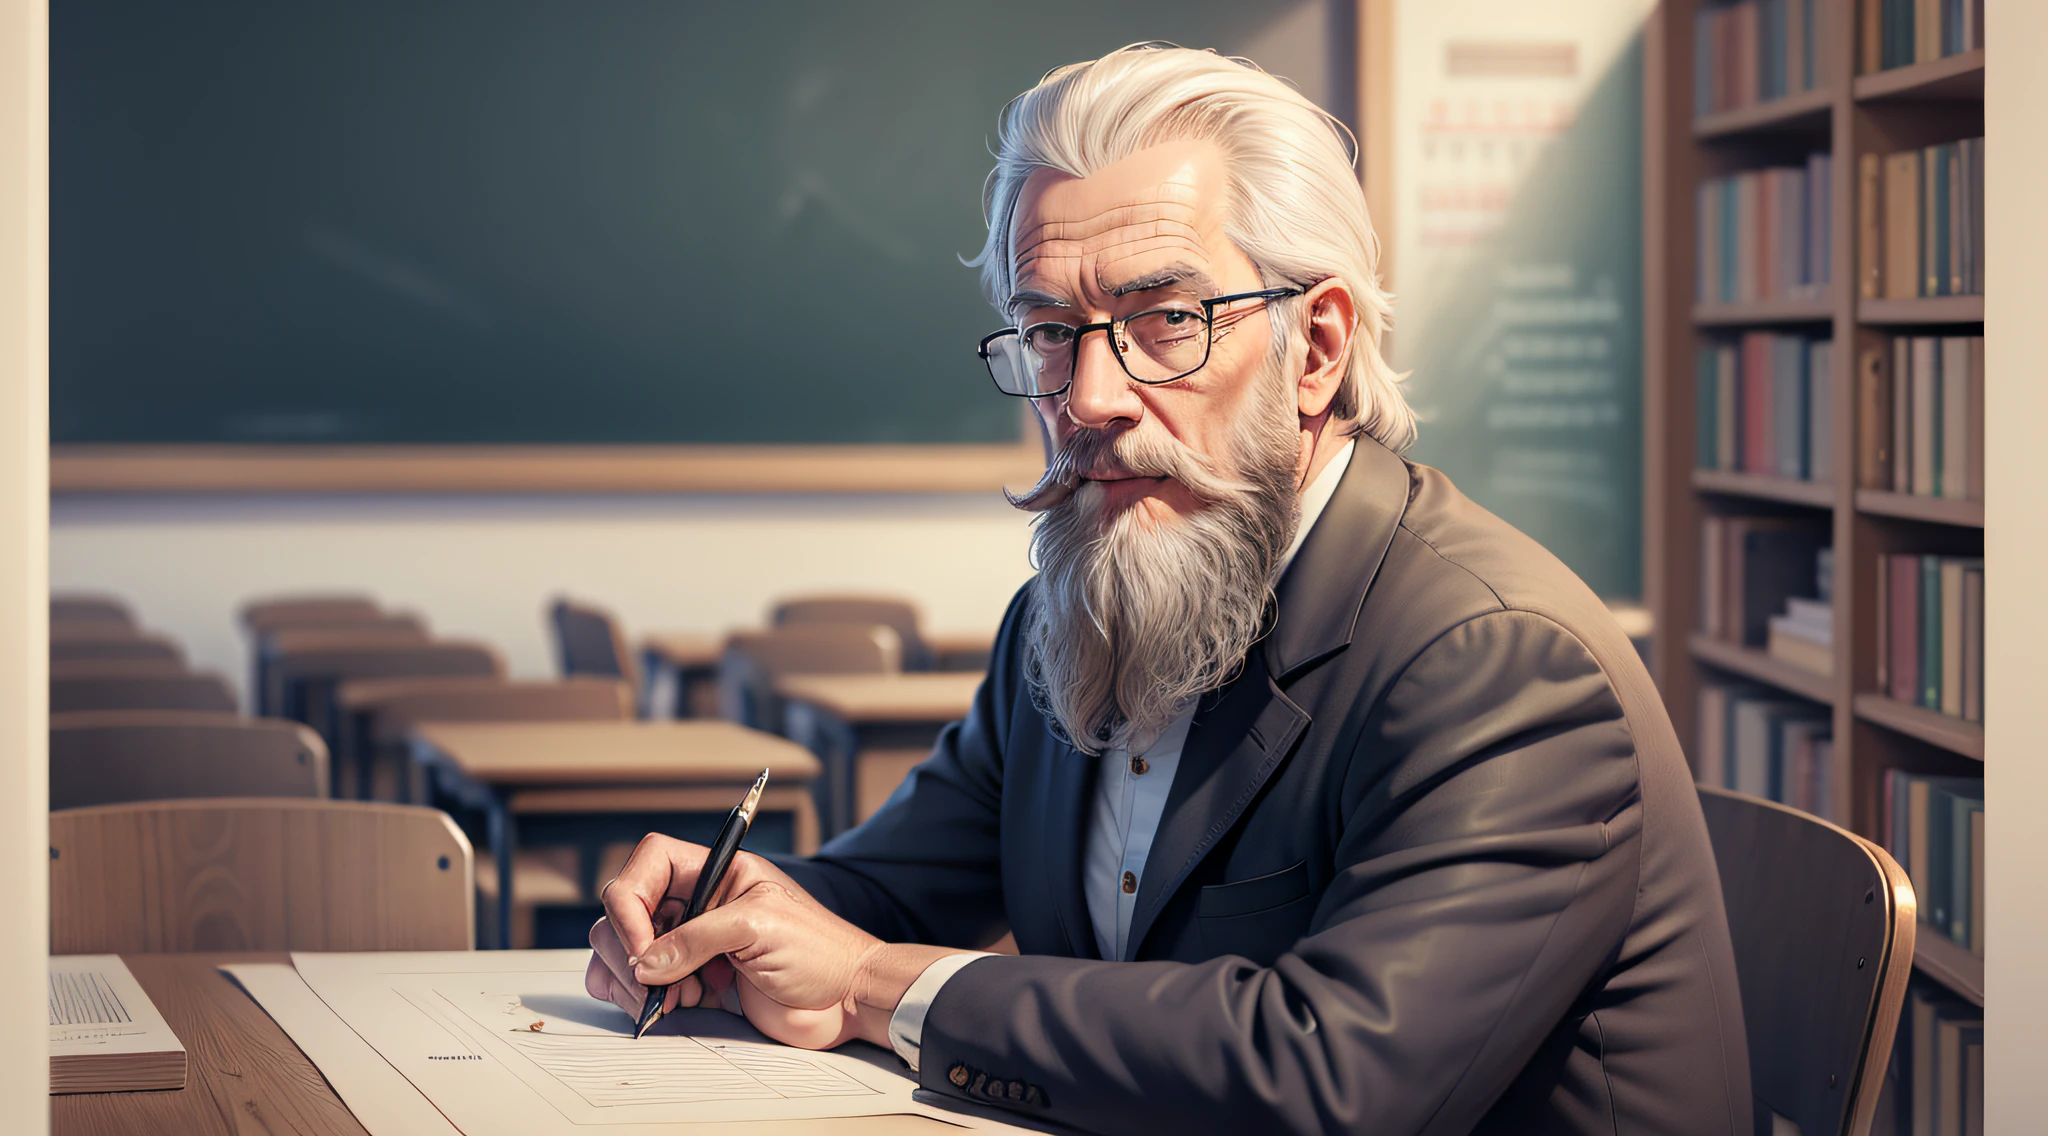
[{"x1": 1010, "y1": 351, "x2": 1304, "y2": 754}]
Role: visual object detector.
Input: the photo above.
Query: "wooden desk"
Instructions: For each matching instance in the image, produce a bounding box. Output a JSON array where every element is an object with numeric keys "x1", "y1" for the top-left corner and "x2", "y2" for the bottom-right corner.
[
  {"x1": 777, "y1": 673, "x2": 982, "y2": 836},
  {"x1": 410, "y1": 721, "x2": 822, "y2": 949},
  {"x1": 924, "y1": 630, "x2": 996, "y2": 672},
  {"x1": 53, "y1": 952, "x2": 367, "y2": 1136},
  {"x1": 640, "y1": 632, "x2": 725, "y2": 718},
  {"x1": 51, "y1": 953, "x2": 991, "y2": 1136}
]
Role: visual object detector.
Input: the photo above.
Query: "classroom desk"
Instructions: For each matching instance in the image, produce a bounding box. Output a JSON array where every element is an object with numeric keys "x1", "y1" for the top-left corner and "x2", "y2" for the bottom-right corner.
[
  {"x1": 410, "y1": 720, "x2": 822, "y2": 950},
  {"x1": 925, "y1": 630, "x2": 996, "y2": 672},
  {"x1": 777, "y1": 673, "x2": 983, "y2": 836},
  {"x1": 50, "y1": 953, "x2": 987, "y2": 1136},
  {"x1": 640, "y1": 631, "x2": 724, "y2": 718}
]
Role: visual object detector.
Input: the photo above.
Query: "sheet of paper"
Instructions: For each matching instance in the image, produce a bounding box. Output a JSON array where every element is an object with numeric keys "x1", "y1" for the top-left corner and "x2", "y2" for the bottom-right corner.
[
  {"x1": 286, "y1": 949, "x2": 999, "y2": 1133},
  {"x1": 222, "y1": 963, "x2": 464, "y2": 1136},
  {"x1": 49, "y1": 954, "x2": 182, "y2": 1060}
]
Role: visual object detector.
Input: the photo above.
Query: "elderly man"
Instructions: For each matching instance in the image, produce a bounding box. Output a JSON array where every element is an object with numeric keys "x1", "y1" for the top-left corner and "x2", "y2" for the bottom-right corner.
[{"x1": 588, "y1": 44, "x2": 1750, "y2": 1135}]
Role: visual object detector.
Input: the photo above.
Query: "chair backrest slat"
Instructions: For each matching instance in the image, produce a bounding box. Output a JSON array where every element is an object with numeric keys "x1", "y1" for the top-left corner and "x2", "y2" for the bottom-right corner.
[
  {"x1": 773, "y1": 594, "x2": 930, "y2": 670},
  {"x1": 51, "y1": 670, "x2": 237, "y2": 715},
  {"x1": 51, "y1": 593, "x2": 136, "y2": 628},
  {"x1": 49, "y1": 711, "x2": 327, "y2": 810},
  {"x1": 51, "y1": 633, "x2": 185, "y2": 666},
  {"x1": 239, "y1": 595, "x2": 383, "y2": 634}
]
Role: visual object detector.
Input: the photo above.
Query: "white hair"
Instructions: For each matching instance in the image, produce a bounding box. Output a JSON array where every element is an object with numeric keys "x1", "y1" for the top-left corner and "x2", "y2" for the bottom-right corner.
[{"x1": 969, "y1": 42, "x2": 1415, "y2": 450}]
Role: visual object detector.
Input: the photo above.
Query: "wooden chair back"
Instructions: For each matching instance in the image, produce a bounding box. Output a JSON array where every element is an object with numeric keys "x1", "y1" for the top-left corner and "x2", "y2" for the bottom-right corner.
[
  {"x1": 49, "y1": 711, "x2": 326, "y2": 810},
  {"x1": 268, "y1": 633, "x2": 498, "y2": 741},
  {"x1": 51, "y1": 669, "x2": 237, "y2": 714},
  {"x1": 719, "y1": 624, "x2": 902, "y2": 731},
  {"x1": 1698, "y1": 785, "x2": 1917, "y2": 1136},
  {"x1": 238, "y1": 594, "x2": 382, "y2": 634},
  {"x1": 549, "y1": 598, "x2": 637, "y2": 690},
  {"x1": 51, "y1": 632, "x2": 185, "y2": 667},
  {"x1": 251, "y1": 616, "x2": 429, "y2": 715},
  {"x1": 334, "y1": 676, "x2": 632, "y2": 799},
  {"x1": 50, "y1": 798, "x2": 473, "y2": 953},
  {"x1": 773, "y1": 594, "x2": 930, "y2": 669},
  {"x1": 51, "y1": 593, "x2": 135, "y2": 628}
]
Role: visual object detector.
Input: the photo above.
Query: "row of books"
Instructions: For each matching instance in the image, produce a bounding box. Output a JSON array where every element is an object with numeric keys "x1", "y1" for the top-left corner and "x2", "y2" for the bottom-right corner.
[
  {"x1": 1695, "y1": 334, "x2": 1833, "y2": 481},
  {"x1": 1697, "y1": 155, "x2": 1833, "y2": 303},
  {"x1": 1854, "y1": 336, "x2": 1984, "y2": 500},
  {"x1": 1879, "y1": 554, "x2": 1984, "y2": 721},
  {"x1": 1692, "y1": 0, "x2": 1835, "y2": 117},
  {"x1": 1695, "y1": 682, "x2": 1835, "y2": 819},
  {"x1": 1891, "y1": 982, "x2": 1984, "y2": 1136},
  {"x1": 1700, "y1": 514, "x2": 1832, "y2": 649},
  {"x1": 1885, "y1": 770, "x2": 1983, "y2": 956},
  {"x1": 1857, "y1": 138, "x2": 1985, "y2": 299},
  {"x1": 1861, "y1": 0, "x2": 1984, "y2": 74}
]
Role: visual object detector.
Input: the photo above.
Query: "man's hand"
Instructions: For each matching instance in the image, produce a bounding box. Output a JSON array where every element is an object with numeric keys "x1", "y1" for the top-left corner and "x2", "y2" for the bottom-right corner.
[{"x1": 585, "y1": 833, "x2": 967, "y2": 1051}]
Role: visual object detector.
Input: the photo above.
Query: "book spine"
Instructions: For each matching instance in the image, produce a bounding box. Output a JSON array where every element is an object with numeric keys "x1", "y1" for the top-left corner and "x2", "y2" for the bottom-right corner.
[
  {"x1": 1876, "y1": 553, "x2": 1890, "y2": 692},
  {"x1": 1861, "y1": 0, "x2": 1882, "y2": 74},
  {"x1": 1889, "y1": 554, "x2": 1920, "y2": 704},
  {"x1": 1941, "y1": 337, "x2": 1968, "y2": 500},
  {"x1": 1885, "y1": 151, "x2": 1921, "y2": 299},
  {"x1": 1857, "y1": 346, "x2": 1892, "y2": 488},
  {"x1": 1923, "y1": 143, "x2": 1940, "y2": 297},
  {"x1": 1913, "y1": 336, "x2": 1937, "y2": 496},
  {"x1": 1941, "y1": 559, "x2": 1965, "y2": 717},
  {"x1": 1893, "y1": 336, "x2": 1913, "y2": 492},
  {"x1": 1921, "y1": 552, "x2": 1941, "y2": 709},
  {"x1": 1967, "y1": 336, "x2": 1984, "y2": 500},
  {"x1": 1962, "y1": 565, "x2": 1983, "y2": 722},
  {"x1": 1809, "y1": 340, "x2": 1832, "y2": 482},
  {"x1": 1859, "y1": 152, "x2": 1882, "y2": 298}
]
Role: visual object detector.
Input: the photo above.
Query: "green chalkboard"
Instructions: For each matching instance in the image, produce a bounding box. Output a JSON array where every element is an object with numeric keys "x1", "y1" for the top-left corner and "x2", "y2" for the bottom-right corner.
[{"x1": 53, "y1": 1, "x2": 1353, "y2": 445}]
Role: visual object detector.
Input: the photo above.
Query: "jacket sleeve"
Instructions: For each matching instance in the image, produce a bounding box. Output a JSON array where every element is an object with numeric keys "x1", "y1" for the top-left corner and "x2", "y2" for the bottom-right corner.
[
  {"x1": 771, "y1": 586, "x2": 1027, "y2": 950},
  {"x1": 912, "y1": 608, "x2": 1646, "y2": 1135}
]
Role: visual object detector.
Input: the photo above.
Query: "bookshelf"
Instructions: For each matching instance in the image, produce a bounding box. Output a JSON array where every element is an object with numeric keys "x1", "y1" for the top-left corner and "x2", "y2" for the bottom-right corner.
[{"x1": 1644, "y1": 0, "x2": 1987, "y2": 1025}]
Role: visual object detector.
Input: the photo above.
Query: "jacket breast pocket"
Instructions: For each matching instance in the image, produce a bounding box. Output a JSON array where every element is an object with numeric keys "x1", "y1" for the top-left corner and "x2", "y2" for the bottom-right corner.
[{"x1": 1196, "y1": 859, "x2": 1313, "y2": 965}]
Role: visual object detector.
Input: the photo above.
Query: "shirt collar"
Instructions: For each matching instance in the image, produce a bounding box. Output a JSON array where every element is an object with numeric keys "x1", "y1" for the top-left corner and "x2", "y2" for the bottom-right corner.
[{"x1": 1277, "y1": 439, "x2": 1356, "y2": 579}]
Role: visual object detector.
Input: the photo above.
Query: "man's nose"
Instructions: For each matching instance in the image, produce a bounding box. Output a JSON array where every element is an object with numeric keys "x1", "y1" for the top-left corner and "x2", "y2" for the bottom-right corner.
[{"x1": 1063, "y1": 327, "x2": 1143, "y2": 430}]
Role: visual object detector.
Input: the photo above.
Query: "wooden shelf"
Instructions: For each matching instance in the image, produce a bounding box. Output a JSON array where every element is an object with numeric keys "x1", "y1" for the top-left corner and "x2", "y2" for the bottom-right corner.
[
  {"x1": 1857, "y1": 295, "x2": 1984, "y2": 325},
  {"x1": 1692, "y1": 86, "x2": 1836, "y2": 140},
  {"x1": 1692, "y1": 297, "x2": 1836, "y2": 326},
  {"x1": 1688, "y1": 634, "x2": 1835, "y2": 704},
  {"x1": 1855, "y1": 490, "x2": 1984, "y2": 528},
  {"x1": 1913, "y1": 930, "x2": 1984, "y2": 1007},
  {"x1": 1853, "y1": 693, "x2": 1984, "y2": 760},
  {"x1": 1854, "y1": 50, "x2": 1985, "y2": 104},
  {"x1": 1692, "y1": 469, "x2": 1836, "y2": 508}
]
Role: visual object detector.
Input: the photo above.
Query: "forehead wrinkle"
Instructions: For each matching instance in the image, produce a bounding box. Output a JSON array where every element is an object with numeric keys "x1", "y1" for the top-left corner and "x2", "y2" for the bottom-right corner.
[{"x1": 1014, "y1": 191, "x2": 1201, "y2": 247}]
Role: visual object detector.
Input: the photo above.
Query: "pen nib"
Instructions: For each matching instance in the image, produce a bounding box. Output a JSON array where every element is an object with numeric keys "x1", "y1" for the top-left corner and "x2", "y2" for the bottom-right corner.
[{"x1": 738, "y1": 768, "x2": 769, "y2": 824}]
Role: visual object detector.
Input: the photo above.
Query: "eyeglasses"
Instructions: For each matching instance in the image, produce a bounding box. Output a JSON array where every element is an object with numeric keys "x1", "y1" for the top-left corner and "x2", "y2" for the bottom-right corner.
[{"x1": 977, "y1": 286, "x2": 1303, "y2": 399}]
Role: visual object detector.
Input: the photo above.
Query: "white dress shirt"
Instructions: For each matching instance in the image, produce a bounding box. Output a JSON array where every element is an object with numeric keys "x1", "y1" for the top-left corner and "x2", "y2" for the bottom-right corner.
[{"x1": 886, "y1": 441, "x2": 1357, "y2": 1069}]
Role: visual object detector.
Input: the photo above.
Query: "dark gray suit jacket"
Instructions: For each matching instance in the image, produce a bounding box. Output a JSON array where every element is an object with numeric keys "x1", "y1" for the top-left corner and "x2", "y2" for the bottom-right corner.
[{"x1": 780, "y1": 437, "x2": 1752, "y2": 1135}]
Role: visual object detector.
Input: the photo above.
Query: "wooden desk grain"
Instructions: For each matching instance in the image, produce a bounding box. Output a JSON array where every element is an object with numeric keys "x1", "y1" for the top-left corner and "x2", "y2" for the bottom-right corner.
[
  {"x1": 773, "y1": 673, "x2": 982, "y2": 723},
  {"x1": 53, "y1": 952, "x2": 368, "y2": 1136},
  {"x1": 414, "y1": 720, "x2": 820, "y2": 785}
]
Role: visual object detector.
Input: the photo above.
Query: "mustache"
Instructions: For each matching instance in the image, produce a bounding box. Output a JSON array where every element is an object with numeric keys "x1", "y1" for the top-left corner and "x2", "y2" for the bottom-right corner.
[{"x1": 1006, "y1": 426, "x2": 1258, "y2": 513}]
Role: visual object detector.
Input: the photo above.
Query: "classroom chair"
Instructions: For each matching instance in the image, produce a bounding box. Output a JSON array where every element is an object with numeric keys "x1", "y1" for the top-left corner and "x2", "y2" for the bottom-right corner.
[
  {"x1": 1698, "y1": 785, "x2": 1916, "y2": 1136},
  {"x1": 49, "y1": 798, "x2": 473, "y2": 953},
  {"x1": 549, "y1": 597, "x2": 639, "y2": 692},
  {"x1": 718, "y1": 624, "x2": 902, "y2": 733},
  {"x1": 269, "y1": 637, "x2": 504, "y2": 791},
  {"x1": 49, "y1": 710, "x2": 326, "y2": 810},
  {"x1": 238, "y1": 593, "x2": 383, "y2": 635},
  {"x1": 50, "y1": 631, "x2": 185, "y2": 667},
  {"x1": 51, "y1": 593, "x2": 136, "y2": 628},
  {"x1": 50, "y1": 669, "x2": 238, "y2": 715},
  {"x1": 772, "y1": 594, "x2": 932, "y2": 670},
  {"x1": 249, "y1": 613, "x2": 430, "y2": 716},
  {"x1": 335, "y1": 675, "x2": 632, "y2": 801}
]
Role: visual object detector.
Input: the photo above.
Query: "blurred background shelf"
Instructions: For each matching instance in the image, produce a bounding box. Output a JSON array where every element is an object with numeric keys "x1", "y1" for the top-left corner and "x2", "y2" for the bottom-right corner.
[
  {"x1": 1854, "y1": 49, "x2": 1985, "y2": 103},
  {"x1": 1692, "y1": 298, "x2": 1837, "y2": 326},
  {"x1": 1852, "y1": 693, "x2": 1983, "y2": 761},
  {"x1": 1692, "y1": 85, "x2": 1835, "y2": 138},
  {"x1": 1913, "y1": 932, "x2": 1984, "y2": 1007},
  {"x1": 1857, "y1": 296, "x2": 1984, "y2": 325},
  {"x1": 1688, "y1": 634, "x2": 1835, "y2": 705},
  {"x1": 1692, "y1": 469, "x2": 1836, "y2": 508},
  {"x1": 1854, "y1": 490, "x2": 1983, "y2": 528}
]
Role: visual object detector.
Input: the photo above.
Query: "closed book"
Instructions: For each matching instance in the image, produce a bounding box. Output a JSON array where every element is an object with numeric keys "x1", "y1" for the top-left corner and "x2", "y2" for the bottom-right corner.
[
  {"x1": 1859, "y1": 151, "x2": 1883, "y2": 297},
  {"x1": 1941, "y1": 558, "x2": 1965, "y2": 717},
  {"x1": 1860, "y1": 0, "x2": 1882, "y2": 74},
  {"x1": 1876, "y1": 554, "x2": 1890, "y2": 691},
  {"x1": 1697, "y1": 346, "x2": 1718, "y2": 468},
  {"x1": 1949, "y1": 143, "x2": 1964, "y2": 294},
  {"x1": 1940, "y1": 337, "x2": 1968, "y2": 499},
  {"x1": 1912, "y1": 991, "x2": 1937, "y2": 1136},
  {"x1": 1698, "y1": 181, "x2": 1716, "y2": 299},
  {"x1": 1950, "y1": 793, "x2": 1983, "y2": 948},
  {"x1": 1697, "y1": 684, "x2": 1730, "y2": 787},
  {"x1": 1959, "y1": 137, "x2": 1974, "y2": 293},
  {"x1": 1965, "y1": 1040, "x2": 1984, "y2": 1136},
  {"x1": 1857, "y1": 347, "x2": 1892, "y2": 488},
  {"x1": 49, "y1": 956, "x2": 187, "y2": 1094},
  {"x1": 1966, "y1": 337, "x2": 1984, "y2": 500},
  {"x1": 1767, "y1": 618, "x2": 1834, "y2": 676},
  {"x1": 1718, "y1": 345, "x2": 1740, "y2": 470},
  {"x1": 1776, "y1": 718, "x2": 1829, "y2": 807},
  {"x1": 1937, "y1": 1018, "x2": 1981, "y2": 1136},
  {"x1": 1807, "y1": 340, "x2": 1832, "y2": 481},
  {"x1": 1970, "y1": 808, "x2": 1985, "y2": 959},
  {"x1": 1775, "y1": 336, "x2": 1808, "y2": 478},
  {"x1": 1909, "y1": 777, "x2": 1932, "y2": 919},
  {"x1": 1893, "y1": 336, "x2": 1913, "y2": 492},
  {"x1": 1732, "y1": 699, "x2": 1814, "y2": 799},
  {"x1": 1926, "y1": 143, "x2": 1947, "y2": 296},
  {"x1": 1888, "y1": 553, "x2": 1920, "y2": 704},
  {"x1": 1811, "y1": 736, "x2": 1835, "y2": 821},
  {"x1": 1972, "y1": 138, "x2": 1985, "y2": 293},
  {"x1": 1743, "y1": 332, "x2": 1775, "y2": 473},
  {"x1": 1729, "y1": 522, "x2": 1827, "y2": 647},
  {"x1": 1784, "y1": 595, "x2": 1834, "y2": 638},
  {"x1": 1962, "y1": 566, "x2": 1983, "y2": 722},
  {"x1": 1913, "y1": 336, "x2": 1938, "y2": 496},
  {"x1": 1884, "y1": 150, "x2": 1921, "y2": 299},
  {"x1": 1701, "y1": 516, "x2": 1727, "y2": 639},
  {"x1": 1919, "y1": 0, "x2": 1940, "y2": 63},
  {"x1": 1921, "y1": 553, "x2": 1941, "y2": 708}
]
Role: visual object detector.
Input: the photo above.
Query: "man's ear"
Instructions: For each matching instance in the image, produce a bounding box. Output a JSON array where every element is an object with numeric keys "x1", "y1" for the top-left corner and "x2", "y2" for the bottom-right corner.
[{"x1": 1295, "y1": 277, "x2": 1357, "y2": 420}]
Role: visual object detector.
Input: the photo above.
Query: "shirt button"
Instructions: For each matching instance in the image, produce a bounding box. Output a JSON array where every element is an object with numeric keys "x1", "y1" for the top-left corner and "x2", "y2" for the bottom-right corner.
[
  {"x1": 949, "y1": 1064, "x2": 970, "y2": 1087},
  {"x1": 1129, "y1": 755, "x2": 1148, "y2": 775},
  {"x1": 1121, "y1": 871, "x2": 1137, "y2": 894}
]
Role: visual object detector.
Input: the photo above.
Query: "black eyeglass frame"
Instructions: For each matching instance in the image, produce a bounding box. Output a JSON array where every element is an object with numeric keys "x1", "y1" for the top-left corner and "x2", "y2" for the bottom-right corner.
[{"x1": 976, "y1": 285, "x2": 1304, "y2": 399}]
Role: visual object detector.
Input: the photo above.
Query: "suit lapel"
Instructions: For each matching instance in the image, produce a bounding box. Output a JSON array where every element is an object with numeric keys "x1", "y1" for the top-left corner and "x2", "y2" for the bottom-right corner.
[
  {"x1": 1124, "y1": 651, "x2": 1310, "y2": 960},
  {"x1": 1039, "y1": 742, "x2": 1101, "y2": 959}
]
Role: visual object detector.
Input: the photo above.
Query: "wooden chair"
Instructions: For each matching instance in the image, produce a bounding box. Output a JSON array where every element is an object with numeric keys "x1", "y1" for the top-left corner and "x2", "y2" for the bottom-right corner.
[
  {"x1": 718, "y1": 624, "x2": 901, "y2": 732},
  {"x1": 335, "y1": 675, "x2": 632, "y2": 801},
  {"x1": 51, "y1": 669, "x2": 237, "y2": 715},
  {"x1": 238, "y1": 594, "x2": 382, "y2": 635},
  {"x1": 49, "y1": 711, "x2": 326, "y2": 810},
  {"x1": 269, "y1": 637, "x2": 504, "y2": 791},
  {"x1": 250, "y1": 614, "x2": 429, "y2": 716},
  {"x1": 773, "y1": 594, "x2": 932, "y2": 670},
  {"x1": 1698, "y1": 785, "x2": 1917, "y2": 1136},
  {"x1": 50, "y1": 632, "x2": 185, "y2": 667},
  {"x1": 549, "y1": 598, "x2": 638, "y2": 692},
  {"x1": 51, "y1": 593, "x2": 135, "y2": 628},
  {"x1": 49, "y1": 798, "x2": 473, "y2": 953}
]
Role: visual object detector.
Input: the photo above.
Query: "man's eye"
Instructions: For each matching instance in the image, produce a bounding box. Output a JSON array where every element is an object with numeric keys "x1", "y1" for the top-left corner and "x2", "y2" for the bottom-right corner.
[
  {"x1": 1027, "y1": 325, "x2": 1077, "y2": 348},
  {"x1": 1157, "y1": 310, "x2": 1196, "y2": 326}
]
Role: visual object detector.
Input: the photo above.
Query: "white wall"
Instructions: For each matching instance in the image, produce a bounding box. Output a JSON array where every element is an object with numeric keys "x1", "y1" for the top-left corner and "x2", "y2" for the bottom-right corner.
[
  {"x1": 1984, "y1": 0, "x2": 2046, "y2": 1124},
  {"x1": 50, "y1": 492, "x2": 1037, "y2": 706},
  {"x1": 2, "y1": 0, "x2": 47, "y2": 1126}
]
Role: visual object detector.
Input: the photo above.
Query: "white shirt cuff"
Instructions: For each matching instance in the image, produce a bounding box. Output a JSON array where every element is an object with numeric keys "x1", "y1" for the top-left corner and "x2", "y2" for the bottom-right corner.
[{"x1": 885, "y1": 952, "x2": 991, "y2": 1071}]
